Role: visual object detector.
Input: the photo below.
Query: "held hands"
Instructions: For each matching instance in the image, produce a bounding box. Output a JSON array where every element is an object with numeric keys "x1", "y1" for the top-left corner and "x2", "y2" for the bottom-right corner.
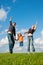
[
  {"x1": 14, "y1": 36, "x2": 18, "y2": 41},
  {"x1": 14, "y1": 36, "x2": 16, "y2": 40}
]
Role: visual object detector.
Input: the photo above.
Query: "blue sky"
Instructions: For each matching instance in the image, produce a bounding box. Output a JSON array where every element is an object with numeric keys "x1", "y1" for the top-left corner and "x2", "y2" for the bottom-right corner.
[{"x1": 0, "y1": 0, "x2": 43, "y2": 53}]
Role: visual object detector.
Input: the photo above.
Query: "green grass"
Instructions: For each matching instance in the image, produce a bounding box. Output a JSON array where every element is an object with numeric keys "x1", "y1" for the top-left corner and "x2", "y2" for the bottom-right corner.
[{"x1": 0, "y1": 53, "x2": 43, "y2": 65}]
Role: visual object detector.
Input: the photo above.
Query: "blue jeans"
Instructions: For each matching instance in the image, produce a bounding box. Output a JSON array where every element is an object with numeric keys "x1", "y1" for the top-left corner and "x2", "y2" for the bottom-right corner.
[
  {"x1": 28, "y1": 36, "x2": 35, "y2": 52},
  {"x1": 8, "y1": 34, "x2": 15, "y2": 53},
  {"x1": 20, "y1": 41, "x2": 23, "y2": 47}
]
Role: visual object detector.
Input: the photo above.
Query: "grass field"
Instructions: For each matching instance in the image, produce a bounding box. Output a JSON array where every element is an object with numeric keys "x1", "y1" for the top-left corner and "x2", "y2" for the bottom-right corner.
[{"x1": 0, "y1": 52, "x2": 43, "y2": 65}]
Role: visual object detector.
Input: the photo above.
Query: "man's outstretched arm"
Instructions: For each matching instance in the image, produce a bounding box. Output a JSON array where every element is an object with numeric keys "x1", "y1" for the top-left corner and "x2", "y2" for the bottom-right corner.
[{"x1": 9, "y1": 16, "x2": 12, "y2": 25}]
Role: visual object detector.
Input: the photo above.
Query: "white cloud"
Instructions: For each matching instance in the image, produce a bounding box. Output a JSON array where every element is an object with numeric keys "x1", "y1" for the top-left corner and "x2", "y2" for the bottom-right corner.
[
  {"x1": 4, "y1": 29, "x2": 8, "y2": 33},
  {"x1": 0, "y1": 25, "x2": 2, "y2": 28},
  {"x1": 0, "y1": 8, "x2": 8, "y2": 21},
  {"x1": 0, "y1": 36, "x2": 8, "y2": 45},
  {"x1": 13, "y1": 42, "x2": 27, "y2": 53},
  {"x1": 41, "y1": 30, "x2": 43, "y2": 37},
  {"x1": 0, "y1": 29, "x2": 8, "y2": 35},
  {"x1": 17, "y1": 28, "x2": 28, "y2": 34},
  {"x1": 0, "y1": 36, "x2": 8, "y2": 53},
  {"x1": 34, "y1": 29, "x2": 43, "y2": 44},
  {"x1": 34, "y1": 29, "x2": 43, "y2": 52},
  {"x1": 34, "y1": 38, "x2": 43, "y2": 45},
  {"x1": 0, "y1": 36, "x2": 8, "y2": 47},
  {"x1": 0, "y1": 5, "x2": 11, "y2": 21},
  {"x1": 14, "y1": 43, "x2": 22, "y2": 51}
]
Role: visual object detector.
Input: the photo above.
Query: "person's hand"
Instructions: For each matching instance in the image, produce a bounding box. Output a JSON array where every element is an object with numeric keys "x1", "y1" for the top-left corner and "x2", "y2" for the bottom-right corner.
[
  {"x1": 14, "y1": 36, "x2": 16, "y2": 40},
  {"x1": 24, "y1": 32, "x2": 26, "y2": 34},
  {"x1": 10, "y1": 16, "x2": 12, "y2": 21}
]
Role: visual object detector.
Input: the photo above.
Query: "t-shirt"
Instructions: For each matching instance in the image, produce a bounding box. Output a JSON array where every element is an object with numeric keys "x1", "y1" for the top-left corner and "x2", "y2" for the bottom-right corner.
[
  {"x1": 8, "y1": 21, "x2": 16, "y2": 36},
  {"x1": 18, "y1": 36, "x2": 24, "y2": 42},
  {"x1": 28, "y1": 28, "x2": 35, "y2": 34}
]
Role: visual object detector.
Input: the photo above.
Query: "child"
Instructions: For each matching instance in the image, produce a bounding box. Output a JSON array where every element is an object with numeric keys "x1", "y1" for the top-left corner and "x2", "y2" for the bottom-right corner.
[{"x1": 16, "y1": 33, "x2": 24, "y2": 47}]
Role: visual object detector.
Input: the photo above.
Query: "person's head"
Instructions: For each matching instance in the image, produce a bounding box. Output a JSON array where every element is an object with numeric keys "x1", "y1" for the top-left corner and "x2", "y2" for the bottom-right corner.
[
  {"x1": 17, "y1": 33, "x2": 22, "y2": 36},
  {"x1": 20, "y1": 33, "x2": 22, "y2": 36},
  {"x1": 13, "y1": 22, "x2": 16, "y2": 26},
  {"x1": 32, "y1": 25, "x2": 35, "y2": 29},
  {"x1": 17, "y1": 33, "x2": 20, "y2": 37}
]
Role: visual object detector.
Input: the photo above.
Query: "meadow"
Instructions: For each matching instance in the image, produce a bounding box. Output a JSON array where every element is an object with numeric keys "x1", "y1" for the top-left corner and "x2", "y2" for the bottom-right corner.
[{"x1": 0, "y1": 52, "x2": 43, "y2": 65}]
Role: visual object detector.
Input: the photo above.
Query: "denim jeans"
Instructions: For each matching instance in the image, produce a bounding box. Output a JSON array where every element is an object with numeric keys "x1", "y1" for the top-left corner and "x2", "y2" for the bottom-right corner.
[
  {"x1": 20, "y1": 41, "x2": 23, "y2": 47},
  {"x1": 28, "y1": 36, "x2": 35, "y2": 52},
  {"x1": 8, "y1": 34, "x2": 15, "y2": 53}
]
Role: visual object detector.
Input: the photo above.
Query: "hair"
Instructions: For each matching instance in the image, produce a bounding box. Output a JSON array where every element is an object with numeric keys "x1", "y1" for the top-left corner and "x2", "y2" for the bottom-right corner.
[
  {"x1": 32, "y1": 25, "x2": 35, "y2": 29},
  {"x1": 14, "y1": 22, "x2": 16, "y2": 25},
  {"x1": 13, "y1": 22, "x2": 16, "y2": 26},
  {"x1": 20, "y1": 33, "x2": 22, "y2": 36},
  {"x1": 17, "y1": 33, "x2": 22, "y2": 36}
]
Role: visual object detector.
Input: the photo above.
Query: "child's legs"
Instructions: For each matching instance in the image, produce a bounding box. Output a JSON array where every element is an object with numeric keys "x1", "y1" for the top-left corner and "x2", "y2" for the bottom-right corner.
[{"x1": 20, "y1": 42, "x2": 23, "y2": 46}]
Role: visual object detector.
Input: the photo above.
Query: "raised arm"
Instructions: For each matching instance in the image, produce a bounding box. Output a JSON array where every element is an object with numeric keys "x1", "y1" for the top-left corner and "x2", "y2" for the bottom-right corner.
[
  {"x1": 9, "y1": 16, "x2": 12, "y2": 25},
  {"x1": 24, "y1": 31, "x2": 28, "y2": 34},
  {"x1": 34, "y1": 22, "x2": 38, "y2": 30},
  {"x1": 34, "y1": 25, "x2": 36, "y2": 30}
]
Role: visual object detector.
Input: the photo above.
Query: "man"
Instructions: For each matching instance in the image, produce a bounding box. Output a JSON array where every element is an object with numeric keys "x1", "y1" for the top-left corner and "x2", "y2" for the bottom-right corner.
[
  {"x1": 8, "y1": 17, "x2": 16, "y2": 53},
  {"x1": 24, "y1": 25, "x2": 37, "y2": 52}
]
